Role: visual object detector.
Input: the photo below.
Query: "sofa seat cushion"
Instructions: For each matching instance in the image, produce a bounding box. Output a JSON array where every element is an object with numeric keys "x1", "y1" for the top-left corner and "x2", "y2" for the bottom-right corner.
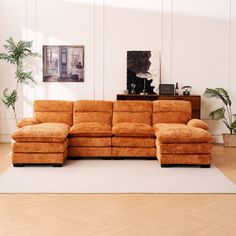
[
  {"x1": 112, "y1": 123, "x2": 155, "y2": 137},
  {"x1": 154, "y1": 123, "x2": 187, "y2": 132},
  {"x1": 12, "y1": 123, "x2": 70, "y2": 143},
  {"x1": 69, "y1": 123, "x2": 112, "y2": 137},
  {"x1": 156, "y1": 126, "x2": 212, "y2": 143}
]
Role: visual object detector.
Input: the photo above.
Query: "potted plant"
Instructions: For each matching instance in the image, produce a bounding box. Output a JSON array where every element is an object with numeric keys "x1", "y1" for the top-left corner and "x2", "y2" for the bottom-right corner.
[
  {"x1": 203, "y1": 88, "x2": 236, "y2": 147},
  {"x1": 0, "y1": 37, "x2": 39, "y2": 124}
]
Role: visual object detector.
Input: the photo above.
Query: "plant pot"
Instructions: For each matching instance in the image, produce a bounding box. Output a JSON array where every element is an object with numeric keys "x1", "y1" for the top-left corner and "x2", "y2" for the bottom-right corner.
[{"x1": 222, "y1": 133, "x2": 236, "y2": 147}]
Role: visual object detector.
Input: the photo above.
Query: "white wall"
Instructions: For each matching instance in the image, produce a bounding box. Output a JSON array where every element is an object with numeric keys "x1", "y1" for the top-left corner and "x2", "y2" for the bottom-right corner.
[{"x1": 0, "y1": 0, "x2": 235, "y2": 142}]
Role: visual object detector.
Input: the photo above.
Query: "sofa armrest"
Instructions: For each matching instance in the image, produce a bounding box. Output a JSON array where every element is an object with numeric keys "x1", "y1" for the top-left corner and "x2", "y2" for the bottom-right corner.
[
  {"x1": 187, "y1": 119, "x2": 208, "y2": 130},
  {"x1": 17, "y1": 117, "x2": 39, "y2": 128}
]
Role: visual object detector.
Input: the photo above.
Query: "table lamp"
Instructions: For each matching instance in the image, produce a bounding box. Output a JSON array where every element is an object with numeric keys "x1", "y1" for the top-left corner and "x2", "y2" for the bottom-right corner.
[{"x1": 136, "y1": 72, "x2": 151, "y2": 95}]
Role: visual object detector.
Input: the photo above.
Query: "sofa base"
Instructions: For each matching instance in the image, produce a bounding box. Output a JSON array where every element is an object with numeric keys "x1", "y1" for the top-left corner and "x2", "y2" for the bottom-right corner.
[
  {"x1": 69, "y1": 137, "x2": 111, "y2": 147},
  {"x1": 68, "y1": 147, "x2": 111, "y2": 157},
  {"x1": 112, "y1": 147, "x2": 156, "y2": 158},
  {"x1": 157, "y1": 153, "x2": 212, "y2": 165},
  {"x1": 200, "y1": 164, "x2": 211, "y2": 168},
  {"x1": 12, "y1": 151, "x2": 67, "y2": 165},
  {"x1": 161, "y1": 164, "x2": 211, "y2": 168},
  {"x1": 13, "y1": 163, "x2": 24, "y2": 167},
  {"x1": 13, "y1": 163, "x2": 64, "y2": 167}
]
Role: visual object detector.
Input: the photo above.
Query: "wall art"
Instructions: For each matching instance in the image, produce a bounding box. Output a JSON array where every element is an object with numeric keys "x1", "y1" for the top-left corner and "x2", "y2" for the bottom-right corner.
[
  {"x1": 43, "y1": 45, "x2": 84, "y2": 82},
  {"x1": 127, "y1": 50, "x2": 160, "y2": 94}
]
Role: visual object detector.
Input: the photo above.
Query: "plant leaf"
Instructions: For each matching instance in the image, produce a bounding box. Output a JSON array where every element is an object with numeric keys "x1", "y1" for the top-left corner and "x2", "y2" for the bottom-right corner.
[
  {"x1": 231, "y1": 119, "x2": 236, "y2": 129},
  {"x1": 215, "y1": 88, "x2": 231, "y2": 106},
  {"x1": 16, "y1": 69, "x2": 35, "y2": 84},
  {"x1": 0, "y1": 37, "x2": 40, "y2": 66},
  {"x1": 209, "y1": 107, "x2": 225, "y2": 120},
  {"x1": 204, "y1": 88, "x2": 229, "y2": 106},
  {"x1": 1, "y1": 88, "x2": 17, "y2": 109}
]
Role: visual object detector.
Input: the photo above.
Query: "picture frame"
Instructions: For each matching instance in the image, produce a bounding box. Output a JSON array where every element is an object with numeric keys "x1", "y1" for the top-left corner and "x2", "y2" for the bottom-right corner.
[
  {"x1": 43, "y1": 45, "x2": 84, "y2": 82},
  {"x1": 127, "y1": 50, "x2": 160, "y2": 94}
]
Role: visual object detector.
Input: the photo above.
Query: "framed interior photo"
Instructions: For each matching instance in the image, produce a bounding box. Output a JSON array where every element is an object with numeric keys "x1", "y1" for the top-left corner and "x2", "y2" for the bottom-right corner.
[{"x1": 43, "y1": 45, "x2": 84, "y2": 82}]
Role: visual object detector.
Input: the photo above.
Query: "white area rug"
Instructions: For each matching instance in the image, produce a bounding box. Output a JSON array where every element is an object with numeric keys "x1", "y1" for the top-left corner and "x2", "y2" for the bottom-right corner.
[{"x1": 0, "y1": 160, "x2": 236, "y2": 193}]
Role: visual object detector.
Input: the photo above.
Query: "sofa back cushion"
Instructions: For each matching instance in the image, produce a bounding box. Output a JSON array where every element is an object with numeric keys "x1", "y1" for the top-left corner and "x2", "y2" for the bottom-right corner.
[
  {"x1": 34, "y1": 100, "x2": 74, "y2": 126},
  {"x1": 113, "y1": 101, "x2": 152, "y2": 125},
  {"x1": 73, "y1": 100, "x2": 113, "y2": 125},
  {"x1": 152, "y1": 100, "x2": 192, "y2": 125}
]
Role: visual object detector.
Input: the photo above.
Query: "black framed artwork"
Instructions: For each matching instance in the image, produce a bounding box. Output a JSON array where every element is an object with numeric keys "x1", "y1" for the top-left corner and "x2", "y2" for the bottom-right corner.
[
  {"x1": 43, "y1": 45, "x2": 84, "y2": 82},
  {"x1": 127, "y1": 50, "x2": 160, "y2": 94}
]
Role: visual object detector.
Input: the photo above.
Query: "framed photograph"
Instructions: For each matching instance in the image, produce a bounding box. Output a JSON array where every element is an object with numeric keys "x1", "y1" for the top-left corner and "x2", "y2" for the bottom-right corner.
[{"x1": 43, "y1": 45, "x2": 84, "y2": 82}]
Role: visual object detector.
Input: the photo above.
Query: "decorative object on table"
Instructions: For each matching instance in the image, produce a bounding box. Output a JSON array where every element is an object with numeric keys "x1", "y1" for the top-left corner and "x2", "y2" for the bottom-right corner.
[
  {"x1": 127, "y1": 50, "x2": 160, "y2": 94},
  {"x1": 0, "y1": 37, "x2": 39, "y2": 123},
  {"x1": 203, "y1": 88, "x2": 236, "y2": 147},
  {"x1": 123, "y1": 89, "x2": 129, "y2": 95},
  {"x1": 182, "y1": 86, "x2": 192, "y2": 95},
  {"x1": 130, "y1": 83, "x2": 136, "y2": 94},
  {"x1": 43, "y1": 45, "x2": 84, "y2": 82},
  {"x1": 175, "y1": 82, "x2": 179, "y2": 95},
  {"x1": 159, "y1": 84, "x2": 175, "y2": 95},
  {"x1": 136, "y1": 72, "x2": 152, "y2": 95}
]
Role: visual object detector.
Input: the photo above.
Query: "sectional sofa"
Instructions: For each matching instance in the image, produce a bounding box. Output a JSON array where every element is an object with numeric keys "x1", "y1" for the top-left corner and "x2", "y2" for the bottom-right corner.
[{"x1": 12, "y1": 100, "x2": 212, "y2": 167}]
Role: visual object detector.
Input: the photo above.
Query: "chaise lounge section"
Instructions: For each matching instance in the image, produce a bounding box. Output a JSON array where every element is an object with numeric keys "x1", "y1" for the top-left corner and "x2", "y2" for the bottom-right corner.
[
  {"x1": 153, "y1": 101, "x2": 212, "y2": 167},
  {"x1": 12, "y1": 100, "x2": 73, "y2": 167}
]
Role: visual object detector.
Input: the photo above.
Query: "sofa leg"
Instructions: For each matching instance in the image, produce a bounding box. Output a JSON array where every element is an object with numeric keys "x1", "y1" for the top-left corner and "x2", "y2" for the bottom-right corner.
[
  {"x1": 161, "y1": 164, "x2": 173, "y2": 168},
  {"x1": 52, "y1": 163, "x2": 63, "y2": 167},
  {"x1": 13, "y1": 163, "x2": 24, "y2": 167},
  {"x1": 200, "y1": 164, "x2": 211, "y2": 168},
  {"x1": 146, "y1": 157, "x2": 156, "y2": 160}
]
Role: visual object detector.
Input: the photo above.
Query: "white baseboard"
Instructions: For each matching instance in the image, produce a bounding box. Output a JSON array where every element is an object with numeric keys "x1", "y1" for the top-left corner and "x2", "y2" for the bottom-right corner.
[
  {"x1": 212, "y1": 135, "x2": 223, "y2": 144},
  {"x1": 0, "y1": 134, "x2": 11, "y2": 143}
]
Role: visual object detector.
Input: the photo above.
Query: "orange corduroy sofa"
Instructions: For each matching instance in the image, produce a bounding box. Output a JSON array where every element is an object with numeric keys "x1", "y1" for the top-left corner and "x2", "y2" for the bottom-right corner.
[{"x1": 12, "y1": 100, "x2": 212, "y2": 167}]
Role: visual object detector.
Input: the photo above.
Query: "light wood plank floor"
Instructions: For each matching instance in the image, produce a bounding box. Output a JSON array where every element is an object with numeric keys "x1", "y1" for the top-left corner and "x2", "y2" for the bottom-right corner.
[{"x1": 0, "y1": 143, "x2": 236, "y2": 236}]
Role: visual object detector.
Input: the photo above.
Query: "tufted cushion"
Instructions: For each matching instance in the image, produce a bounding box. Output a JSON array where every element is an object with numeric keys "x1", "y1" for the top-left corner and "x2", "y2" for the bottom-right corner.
[
  {"x1": 112, "y1": 122, "x2": 155, "y2": 137},
  {"x1": 187, "y1": 119, "x2": 208, "y2": 130},
  {"x1": 152, "y1": 100, "x2": 192, "y2": 125},
  {"x1": 73, "y1": 100, "x2": 113, "y2": 125},
  {"x1": 113, "y1": 101, "x2": 152, "y2": 125},
  {"x1": 12, "y1": 123, "x2": 70, "y2": 142},
  {"x1": 34, "y1": 100, "x2": 73, "y2": 126},
  {"x1": 69, "y1": 122, "x2": 112, "y2": 137}
]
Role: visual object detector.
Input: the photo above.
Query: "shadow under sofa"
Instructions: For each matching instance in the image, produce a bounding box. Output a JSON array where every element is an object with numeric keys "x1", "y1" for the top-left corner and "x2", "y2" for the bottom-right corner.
[{"x1": 11, "y1": 99, "x2": 212, "y2": 167}]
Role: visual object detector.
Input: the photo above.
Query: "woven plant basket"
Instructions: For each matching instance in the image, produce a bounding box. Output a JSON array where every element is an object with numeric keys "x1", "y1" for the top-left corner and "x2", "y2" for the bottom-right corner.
[{"x1": 223, "y1": 134, "x2": 236, "y2": 147}]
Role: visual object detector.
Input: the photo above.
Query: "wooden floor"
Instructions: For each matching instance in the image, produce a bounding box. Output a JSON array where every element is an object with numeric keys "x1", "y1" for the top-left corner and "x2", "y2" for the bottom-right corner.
[{"x1": 0, "y1": 143, "x2": 236, "y2": 236}]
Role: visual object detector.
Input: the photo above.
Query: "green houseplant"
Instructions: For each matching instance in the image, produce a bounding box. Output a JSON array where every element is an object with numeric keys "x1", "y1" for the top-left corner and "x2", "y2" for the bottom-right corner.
[
  {"x1": 203, "y1": 88, "x2": 236, "y2": 147},
  {"x1": 0, "y1": 37, "x2": 39, "y2": 124}
]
